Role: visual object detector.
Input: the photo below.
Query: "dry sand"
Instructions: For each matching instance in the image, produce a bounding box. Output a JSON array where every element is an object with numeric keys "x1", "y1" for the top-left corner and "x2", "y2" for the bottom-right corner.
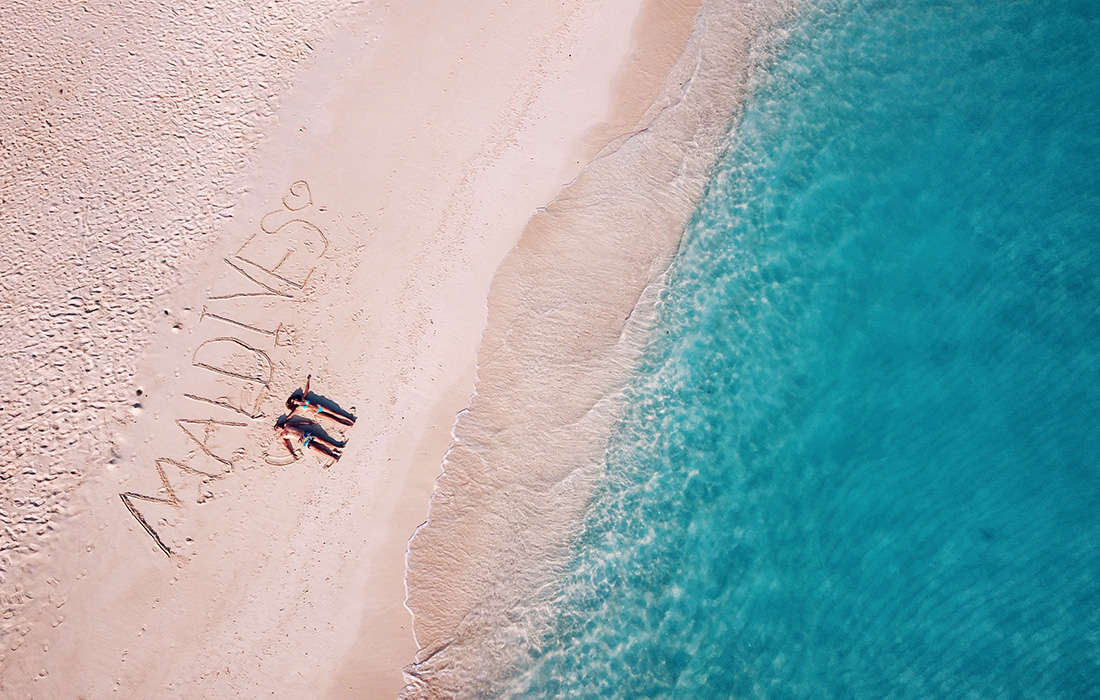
[{"x1": 0, "y1": 0, "x2": 754, "y2": 697}]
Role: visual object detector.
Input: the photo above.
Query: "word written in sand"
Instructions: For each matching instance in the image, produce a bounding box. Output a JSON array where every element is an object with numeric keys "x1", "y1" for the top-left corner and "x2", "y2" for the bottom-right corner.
[{"x1": 120, "y1": 181, "x2": 330, "y2": 556}]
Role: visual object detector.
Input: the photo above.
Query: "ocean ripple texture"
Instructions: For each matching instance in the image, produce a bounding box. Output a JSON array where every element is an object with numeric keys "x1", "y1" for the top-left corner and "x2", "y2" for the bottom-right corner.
[{"x1": 503, "y1": 0, "x2": 1100, "y2": 697}]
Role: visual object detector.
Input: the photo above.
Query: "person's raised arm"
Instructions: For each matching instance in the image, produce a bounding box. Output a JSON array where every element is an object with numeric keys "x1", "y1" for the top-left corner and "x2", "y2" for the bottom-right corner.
[{"x1": 303, "y1": 374, "x2": 311, "y2": 398}]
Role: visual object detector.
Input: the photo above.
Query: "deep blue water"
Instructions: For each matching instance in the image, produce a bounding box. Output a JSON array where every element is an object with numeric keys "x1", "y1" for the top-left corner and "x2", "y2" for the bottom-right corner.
[{"x1": 504, "y1": 0, "x2": 1100, "y2": 697}]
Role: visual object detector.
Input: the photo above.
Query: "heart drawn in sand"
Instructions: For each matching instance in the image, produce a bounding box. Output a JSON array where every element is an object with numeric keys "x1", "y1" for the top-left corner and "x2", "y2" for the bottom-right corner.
[{"x1": 282, "y1": 180, "x2": 313, "y2": 211}]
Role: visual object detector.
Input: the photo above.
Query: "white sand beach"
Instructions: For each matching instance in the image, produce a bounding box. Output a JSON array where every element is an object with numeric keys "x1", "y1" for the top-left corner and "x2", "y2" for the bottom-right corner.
[{"x1": 0, "y1": 0, "x2": 783, "y2": 697}]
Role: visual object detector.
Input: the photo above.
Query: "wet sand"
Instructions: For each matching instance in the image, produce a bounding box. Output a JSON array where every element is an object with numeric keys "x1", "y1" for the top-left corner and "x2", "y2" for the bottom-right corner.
[{"x1": 402, "y1": 1, "x2": 791, "y2": 695}]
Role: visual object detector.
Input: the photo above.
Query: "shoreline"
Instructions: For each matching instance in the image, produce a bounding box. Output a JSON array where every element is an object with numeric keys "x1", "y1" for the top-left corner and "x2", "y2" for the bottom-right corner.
[
  {"x1": 402, "y1": 0, "x2": 792, "y2": 695},
  {"x1": 0, "y1": 0, "x2": 728, "y2": 697}
]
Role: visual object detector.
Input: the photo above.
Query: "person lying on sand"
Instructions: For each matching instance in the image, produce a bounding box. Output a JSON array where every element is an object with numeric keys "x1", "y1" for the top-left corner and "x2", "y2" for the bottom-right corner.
[
  {"x1": 286, "y1": 374, "x2": 356, "y2": 426},
  {"x1": 274, "y1": 416, "x2": 343, "y2": 461}
]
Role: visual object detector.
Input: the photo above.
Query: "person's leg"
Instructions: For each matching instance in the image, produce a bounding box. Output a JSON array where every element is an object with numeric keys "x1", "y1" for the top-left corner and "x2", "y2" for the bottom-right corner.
[
  {"x1": 328, "y1": 411, "x2": 355, "y2": 426},
  {"x1": 309, "y1": 442, "x2": 341, "y2": 460},
  {"x1": 317, "y1": 434, "x2": 346, "y2": 449}
]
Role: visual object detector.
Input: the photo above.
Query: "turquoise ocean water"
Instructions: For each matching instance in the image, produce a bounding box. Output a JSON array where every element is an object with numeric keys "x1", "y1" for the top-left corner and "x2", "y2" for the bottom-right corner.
[{"x1": 504, "y1": 0, "x2": 1100, "y2": 696}]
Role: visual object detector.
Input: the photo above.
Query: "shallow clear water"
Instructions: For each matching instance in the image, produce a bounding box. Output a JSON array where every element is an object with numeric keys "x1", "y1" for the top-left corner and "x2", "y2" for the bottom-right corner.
[{"x1": 503, "y1": 0, "x2": 1100, "y2": 697}]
